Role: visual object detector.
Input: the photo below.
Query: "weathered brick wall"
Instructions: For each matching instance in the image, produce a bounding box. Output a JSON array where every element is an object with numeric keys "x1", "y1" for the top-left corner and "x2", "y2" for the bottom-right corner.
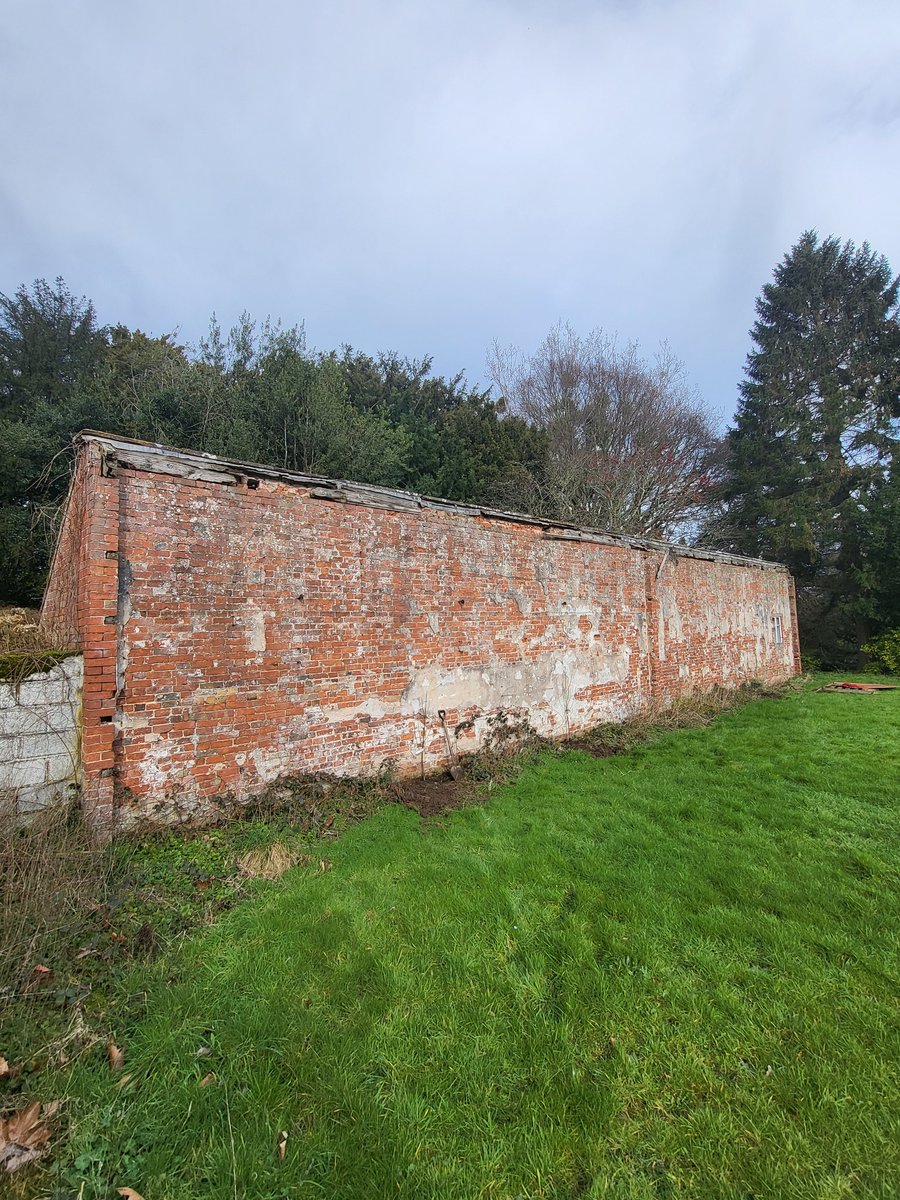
[
  {"x1": 649, "y1": 554, "x2": 800, "y2": 703},
  {"x1": 42, "y1": 440, "x2": 121, "y2": 828},
  {"x1": 41, "y1": 449, "x2": 88, "y2": 650},
  {"x1": 44, "y1": 436, "x2": 800, "y2": 833}
]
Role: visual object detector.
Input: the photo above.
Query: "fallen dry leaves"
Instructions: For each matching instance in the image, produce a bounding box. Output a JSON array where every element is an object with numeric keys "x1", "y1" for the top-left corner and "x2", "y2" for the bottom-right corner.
[
  {"x1": 117, "y1": 1189, "x2": 146, "y2": 1199},
  {"x1": 0, "y1": 1099, "x2": 60, "y2": 1173},
  {"x1": 0, "y1": 1058, "x2": 20, "y2": 1081},
  {"x1": 107, "y1": 1041, "x2": 126, "y2": 1073}
]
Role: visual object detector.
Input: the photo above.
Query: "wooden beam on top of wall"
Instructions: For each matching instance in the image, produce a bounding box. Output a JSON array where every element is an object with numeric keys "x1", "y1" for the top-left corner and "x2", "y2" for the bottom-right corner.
[
  {"x1": 308, "y1": 486, "x2": 422, "y2": 514},
  {"x1": 542, "y1": 528, "x2": 648, "y2": 551},
  {"x1": 541, "y1": 527, "x2": 785, "y2": 571},
  {"x1": 108, "y1": 449, "x2": 239, "y2": 486}
]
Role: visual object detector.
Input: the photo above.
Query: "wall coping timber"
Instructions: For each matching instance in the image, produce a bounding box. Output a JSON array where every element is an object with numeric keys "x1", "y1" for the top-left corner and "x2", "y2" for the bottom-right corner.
[{"x1": 75, "y1": 431, "x2": 789, "y2": 573}]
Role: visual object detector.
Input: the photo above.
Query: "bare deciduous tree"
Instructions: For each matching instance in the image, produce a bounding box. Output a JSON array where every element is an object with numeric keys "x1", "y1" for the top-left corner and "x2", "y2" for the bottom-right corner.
[{"x1": 488, "y1": 324, "x2": 722, "y2": 540}]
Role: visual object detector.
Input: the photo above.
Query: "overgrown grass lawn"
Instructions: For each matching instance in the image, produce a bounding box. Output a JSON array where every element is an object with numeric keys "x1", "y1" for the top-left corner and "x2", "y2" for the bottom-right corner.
[{"x1": 65, "y1": 684, "x2": 899, "y2": 1198}]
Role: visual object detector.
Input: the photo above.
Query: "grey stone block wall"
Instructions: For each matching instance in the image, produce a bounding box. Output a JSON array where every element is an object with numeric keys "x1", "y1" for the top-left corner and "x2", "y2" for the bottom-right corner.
[{"x1": 0, "y1": 655, "x2": 83, "y2": 819}]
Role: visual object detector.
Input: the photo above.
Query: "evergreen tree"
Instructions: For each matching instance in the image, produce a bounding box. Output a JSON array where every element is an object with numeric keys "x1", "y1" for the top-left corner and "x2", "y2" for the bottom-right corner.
[
  {"x1": 339, "y1": 349, "x2": 547, "y2": 507},
  {"x1": 0, "y1": 279, "x2": 110, "y2": 603},
  {"x1": 719, "y1": 232, "x2": 900, "y2": 665}
]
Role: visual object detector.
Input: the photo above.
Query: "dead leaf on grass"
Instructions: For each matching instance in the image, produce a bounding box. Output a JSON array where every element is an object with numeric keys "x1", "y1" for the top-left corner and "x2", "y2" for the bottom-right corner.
[
  {"x1": 30, "y1": 965, "x2": 52, "y2": 987},
  {"x1": 0, "y1": 1058, "x2": 20, "y2": 1080},
  {"x1": 317, "y1": 858, "x2": 332, "y2": 874},
  {"x1": 237, "y1": 842, "x2": 301, "y2": 881},
  {"x1": 117, "y1": 1189, "x2": 146, "y2": 1200},
  {"x1": 0, "y1": 1099, "x2": 60, "y2": 1173},
  {"x1": 277, "y1": 1130, "x2": 288, "y2": 1160},
  {"x1": 107, "y1": 1042, "x2": 125, "y2": 1073},
  {"x1": 199, "y1": 1072, "x2": 216, "y2": 1087}
]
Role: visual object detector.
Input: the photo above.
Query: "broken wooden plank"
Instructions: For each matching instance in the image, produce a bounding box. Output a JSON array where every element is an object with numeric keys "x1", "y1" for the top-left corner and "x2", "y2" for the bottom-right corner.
[
  {"x1": 308, "y1": 486, "x2": 421, "y2": 514},
  {"x1": 113, "y1": 450, "x2": 239, "y2": 485}
]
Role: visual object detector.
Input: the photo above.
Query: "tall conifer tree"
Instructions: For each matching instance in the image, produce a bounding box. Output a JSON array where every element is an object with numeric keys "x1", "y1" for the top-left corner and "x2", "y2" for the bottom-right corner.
[{"x1": 721, "y1": 232, "x2": 900, "y2": 664}]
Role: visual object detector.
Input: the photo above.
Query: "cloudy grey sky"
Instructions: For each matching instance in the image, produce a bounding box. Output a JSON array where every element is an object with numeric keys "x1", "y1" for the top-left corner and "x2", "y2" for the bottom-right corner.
[{"x1": 2, "y1": 0, "x2": 898, "y2": 422}]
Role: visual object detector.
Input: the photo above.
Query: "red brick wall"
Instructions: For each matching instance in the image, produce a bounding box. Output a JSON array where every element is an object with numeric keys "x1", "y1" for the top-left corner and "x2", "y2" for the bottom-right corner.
[
  {"x1": 649, "y1": 553, "x2": 800, "y2": 703},
  {"x1": 41, "y1": 441, "x2": 121, "y2": 829},
  {"x1": 41, "y1": 442, "x2": 90, "y2": 649},
  {"x1": 49, "y1": 440, "x2": 800, "y2": 833}
]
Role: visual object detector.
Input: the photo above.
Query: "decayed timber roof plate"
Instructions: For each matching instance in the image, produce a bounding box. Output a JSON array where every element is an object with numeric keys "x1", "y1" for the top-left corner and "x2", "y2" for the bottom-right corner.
[{"x1": 75, "y1": 430, "x2": 789, "y2": 573}]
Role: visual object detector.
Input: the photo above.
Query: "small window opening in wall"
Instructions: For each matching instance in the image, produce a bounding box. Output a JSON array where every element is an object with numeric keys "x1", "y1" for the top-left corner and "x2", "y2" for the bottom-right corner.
[
  {"x1": 246, "y1": 478, "x2": 260, "y2": 490},
  {"x1": 772, "y1": 614, "x2": 784, "y2": 645}
]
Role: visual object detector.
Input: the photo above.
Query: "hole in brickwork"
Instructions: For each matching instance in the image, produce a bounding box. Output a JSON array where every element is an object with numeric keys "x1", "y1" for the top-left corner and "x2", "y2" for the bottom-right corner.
[
  {"x1": 100, "y1": 715, "x2": 113, "y2": 724},
  {"x1": 246, "y1": 478, "x2": 260, "y2": 490}
]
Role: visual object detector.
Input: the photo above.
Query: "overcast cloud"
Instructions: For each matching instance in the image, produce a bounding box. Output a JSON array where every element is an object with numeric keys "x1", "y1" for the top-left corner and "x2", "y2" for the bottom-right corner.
[{"x1": 2, "y1": 0, "x2": 899, "y2": 421}]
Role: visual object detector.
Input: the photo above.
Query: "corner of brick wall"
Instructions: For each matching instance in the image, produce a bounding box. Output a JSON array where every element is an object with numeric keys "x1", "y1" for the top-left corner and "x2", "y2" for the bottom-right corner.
[{"x1": 49, "y1": 444, "x2": 120, "y2": 839}]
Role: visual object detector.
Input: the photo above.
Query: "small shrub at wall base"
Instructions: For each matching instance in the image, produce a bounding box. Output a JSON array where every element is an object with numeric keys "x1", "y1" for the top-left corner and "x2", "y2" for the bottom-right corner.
[{"x1": 862, "y1": 629, "x2": 900, "y2": 675}]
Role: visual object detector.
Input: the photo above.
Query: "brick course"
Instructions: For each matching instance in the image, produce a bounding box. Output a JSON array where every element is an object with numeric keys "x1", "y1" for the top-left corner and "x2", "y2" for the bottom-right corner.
[{"x1": 43, "y1": 434, "x2": 800, "y2": 835}]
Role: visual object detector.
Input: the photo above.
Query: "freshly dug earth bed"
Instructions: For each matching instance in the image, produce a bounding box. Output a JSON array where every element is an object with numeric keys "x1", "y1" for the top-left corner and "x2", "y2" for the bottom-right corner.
[
  {"x1": 564, "y1": 738, "x2": 620, "y2": 759},
  {"x1": 393, "y1": 776, "x2": 472, "y2": 817}
]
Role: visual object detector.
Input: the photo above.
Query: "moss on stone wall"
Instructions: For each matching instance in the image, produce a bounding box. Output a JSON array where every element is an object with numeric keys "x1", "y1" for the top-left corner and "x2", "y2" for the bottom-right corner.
[{"x1": 0, "y1": 649, "x2": 80, "y2": 685}]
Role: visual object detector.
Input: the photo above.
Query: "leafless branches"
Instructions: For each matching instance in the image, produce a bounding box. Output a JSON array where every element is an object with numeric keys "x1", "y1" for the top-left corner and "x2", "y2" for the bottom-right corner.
[{"x1": 489, "y1": 324, "x2": 723, "y2": 540}]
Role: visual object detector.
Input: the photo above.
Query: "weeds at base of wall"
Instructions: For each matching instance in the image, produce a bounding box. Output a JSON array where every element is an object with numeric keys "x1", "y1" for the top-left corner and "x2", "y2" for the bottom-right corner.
[
  {"x1": 0, "y1": 803, "x2": 114, "y2": 1079},
  {"x1": 116, "y1": 763, "x2": 399, "y2": 837},
  {"x1": 566, "y1": 678, "x2": 797, "y2": 759},
  {"x1": 466, "y1": 708, "x2": 549, "y2": 785}
]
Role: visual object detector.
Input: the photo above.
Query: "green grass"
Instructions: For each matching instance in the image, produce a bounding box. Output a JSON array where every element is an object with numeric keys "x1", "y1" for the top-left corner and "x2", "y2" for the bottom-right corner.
[{"x1": 56, "y1": 680, "x2": 900, "y2": 1198}]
